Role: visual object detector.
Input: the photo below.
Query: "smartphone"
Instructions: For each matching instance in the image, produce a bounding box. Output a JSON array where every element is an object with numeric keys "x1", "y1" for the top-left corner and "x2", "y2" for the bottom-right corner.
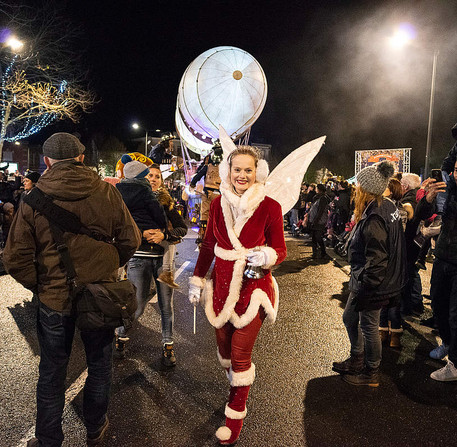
[{"x1": 431, "y1": 169, "x2": 443, "y2": 182}]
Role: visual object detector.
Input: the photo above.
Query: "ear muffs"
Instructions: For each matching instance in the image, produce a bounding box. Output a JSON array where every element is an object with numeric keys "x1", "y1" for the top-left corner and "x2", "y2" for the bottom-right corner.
[{"x1": 256, "y1": 159, "x2": 269, "y2": 183}]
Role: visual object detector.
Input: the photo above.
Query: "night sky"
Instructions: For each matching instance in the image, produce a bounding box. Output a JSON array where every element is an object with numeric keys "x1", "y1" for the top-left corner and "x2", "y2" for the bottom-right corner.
[{"x1": 22, "y1": 1, "x2": 457, "y2": 175}]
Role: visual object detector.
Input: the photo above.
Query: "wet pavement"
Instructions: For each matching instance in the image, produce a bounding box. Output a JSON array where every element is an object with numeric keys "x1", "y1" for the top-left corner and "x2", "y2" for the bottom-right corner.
[{"x1": 1, "y1": 230, "x2": 456, "y2": 447}]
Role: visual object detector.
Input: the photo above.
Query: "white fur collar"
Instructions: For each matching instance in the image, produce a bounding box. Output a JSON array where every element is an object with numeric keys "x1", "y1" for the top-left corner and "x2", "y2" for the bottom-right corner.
[{"x1": 220, "y1": 182, "x2": 266, "y2": 238}]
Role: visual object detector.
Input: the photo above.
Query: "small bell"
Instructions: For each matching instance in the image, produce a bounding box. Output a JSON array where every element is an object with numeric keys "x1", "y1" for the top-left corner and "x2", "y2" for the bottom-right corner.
[{"x1": 244, "y1": 264, "x2": 265, "y2": 279}]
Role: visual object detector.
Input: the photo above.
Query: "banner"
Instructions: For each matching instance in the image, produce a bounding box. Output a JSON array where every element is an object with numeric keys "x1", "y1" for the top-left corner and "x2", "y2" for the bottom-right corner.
[{"x1": 355, "y1": 148, "x2": 411, "y2": 175}]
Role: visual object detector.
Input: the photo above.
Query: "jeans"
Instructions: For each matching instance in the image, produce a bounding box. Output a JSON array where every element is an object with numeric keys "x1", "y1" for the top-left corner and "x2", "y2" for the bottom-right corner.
[
  {"x1": 430, "y1": 258, "x2": 457, "y2": 364},
  {"x1": 160, "y1": 241, "x2": 176, "y2": 272},
  {"x1": 36, "y1": 302, "x2": 114, "y2": 447},
  {"x1": 127, "y1": 256, "x2": 174, "y2": 344},
  {"x1": 342, "y1": 292, "x2": 382, "y2": 369},
  {"x1": 289, "y1": 209, "x2": 299, "y2": 235},
  {"x1": 401, "y1": 263, "x2": 423, "y2": 315},
  {"x1": 311, "y1": 226, "x2": 326, "y2": 255},
  {"x1": 379, "y1": 303, "x2": 402, "y2": 331}
]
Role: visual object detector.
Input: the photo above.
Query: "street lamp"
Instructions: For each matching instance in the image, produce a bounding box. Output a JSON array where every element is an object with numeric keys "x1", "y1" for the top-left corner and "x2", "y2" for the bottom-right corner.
[
  {"x1": 5, "y1": 37, "x2": 24, "y2": 52},
  {"x1": 389, "y1": 23, "x2": 437, "y2": 178},
  {"x1": 131, "y1": 122, "x2": 151, "y2": 155}
]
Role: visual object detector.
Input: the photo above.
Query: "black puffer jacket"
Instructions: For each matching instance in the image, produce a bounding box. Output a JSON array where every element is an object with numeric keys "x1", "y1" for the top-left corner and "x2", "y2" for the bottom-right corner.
[
  {"x1": 434, "y1": 182, "x2": 457, "y2": 264},
  {"x1": 348, "y1": 197, "x2": 407, "y2": 310},
  {"x1": 116, "y1": 178, "x2": 167, "y2": 255}
]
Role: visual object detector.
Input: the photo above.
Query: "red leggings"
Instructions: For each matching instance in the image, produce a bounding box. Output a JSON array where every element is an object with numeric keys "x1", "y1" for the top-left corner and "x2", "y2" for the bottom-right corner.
[{"x1": 215, "y1": 309, "x2": 266, "y2": 373}]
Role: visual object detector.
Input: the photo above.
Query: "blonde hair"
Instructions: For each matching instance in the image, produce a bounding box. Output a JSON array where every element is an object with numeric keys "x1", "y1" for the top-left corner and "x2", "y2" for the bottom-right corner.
[
  {"x1": 228, "y1": 145, "x2": 261, "y2": 168},
  {"x1": 353, "y1": 185, "x2": 382, "y2": 223}
]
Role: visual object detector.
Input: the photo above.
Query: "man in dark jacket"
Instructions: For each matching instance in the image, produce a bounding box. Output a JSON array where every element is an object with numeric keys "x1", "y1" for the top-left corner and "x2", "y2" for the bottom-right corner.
[
  {"x1": 424, "y1": 161, "x2": 457, "y2": 381},
  {"x1": 307, "y1": 183, "x2": 330, "y2": 259},
  {"x1": 4, "y1": 133, "x2": 141, "y2": 446},
  {"x1": 333, "y1": 162, "x2": 407, "y2": 386}
]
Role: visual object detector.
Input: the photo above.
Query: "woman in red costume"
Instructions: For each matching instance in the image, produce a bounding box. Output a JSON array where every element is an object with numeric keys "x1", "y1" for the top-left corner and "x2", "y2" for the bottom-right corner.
[{"x1": 188, "y1": 144, "x2": 287, "y2": 445}]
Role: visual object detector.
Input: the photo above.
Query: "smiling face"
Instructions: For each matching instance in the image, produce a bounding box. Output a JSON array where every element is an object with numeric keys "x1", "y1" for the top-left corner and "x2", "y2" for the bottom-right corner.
[
  {"x1": 147, "y1": 167, "x2": 162, "y2": 191},
  {"x1": 230, "y1": 154, "x2": 256, "y2": 195}
]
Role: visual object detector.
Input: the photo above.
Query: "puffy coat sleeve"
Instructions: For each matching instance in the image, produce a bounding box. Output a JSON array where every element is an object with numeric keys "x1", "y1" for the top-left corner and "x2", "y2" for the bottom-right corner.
[
  {"x1": 3, "y1": 203, "x2": 38, "y2": 291},
  {"x1": 263, "y1": 199, "x2": 287, "y2": 268}
]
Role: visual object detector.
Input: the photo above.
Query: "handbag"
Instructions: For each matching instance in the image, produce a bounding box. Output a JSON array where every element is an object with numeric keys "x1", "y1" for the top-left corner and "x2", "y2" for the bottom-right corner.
[{"x1": 24, "y1": 188, "x2": 137, "y2": 331}]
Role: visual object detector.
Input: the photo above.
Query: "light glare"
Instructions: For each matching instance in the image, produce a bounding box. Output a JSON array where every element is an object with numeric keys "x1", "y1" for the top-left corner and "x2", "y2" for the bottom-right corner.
[{"x1": 6, "y1": 37, "x2": 23, "y2": 51}]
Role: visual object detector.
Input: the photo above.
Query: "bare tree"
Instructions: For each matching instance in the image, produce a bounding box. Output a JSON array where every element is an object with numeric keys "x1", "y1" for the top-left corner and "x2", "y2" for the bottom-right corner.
[{"x1": 0, "y1": 1, "x2": 97, "y2": 161}]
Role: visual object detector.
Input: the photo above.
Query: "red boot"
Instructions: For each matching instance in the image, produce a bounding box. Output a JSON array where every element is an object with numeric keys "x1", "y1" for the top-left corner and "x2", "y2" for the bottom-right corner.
[{"x1": 216, "y1": 385, "x2": 250, "y2": 445}]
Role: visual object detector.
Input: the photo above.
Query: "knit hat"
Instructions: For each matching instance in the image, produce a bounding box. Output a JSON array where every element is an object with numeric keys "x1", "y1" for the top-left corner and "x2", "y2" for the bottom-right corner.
[
  {"x1": 356, "y1": 161, "x2": 395, "y2": 196},
  {"x1": 121, "y1": 154, "x2": 149, "y2": 179},
  {"x1": 24, "y1": 171, "x2": 41, "y2": 183},
  {"x1": 42, "y1": 133, "x2": 85, "y2": 160}
]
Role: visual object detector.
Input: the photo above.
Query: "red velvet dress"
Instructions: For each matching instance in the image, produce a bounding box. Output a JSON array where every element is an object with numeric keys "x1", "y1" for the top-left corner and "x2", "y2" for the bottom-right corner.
[{"x1": 192, "y1": 183, "x2": 287, "y2": 329}]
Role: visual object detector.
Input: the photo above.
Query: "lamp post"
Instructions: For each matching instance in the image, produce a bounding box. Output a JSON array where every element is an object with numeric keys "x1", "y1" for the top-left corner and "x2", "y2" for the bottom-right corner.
[
  {"x1": 131, "y1": 122, "x2": 150, "y2": 155},
  {"x1": 424, "y1": 50, "x2": 439, "y2": 179},
  {"x1": 389, "y1": 24, "x2": 438, "y2": 178}
]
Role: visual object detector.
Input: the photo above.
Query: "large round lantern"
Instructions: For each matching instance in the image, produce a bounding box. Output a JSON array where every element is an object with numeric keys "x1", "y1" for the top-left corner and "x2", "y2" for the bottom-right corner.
[
  {"x1": 175, "y1": 106, "x2": 213, "y2": 156},
  {"x1": 177, "y1": 46, "x2": 267, "y2": 153}
]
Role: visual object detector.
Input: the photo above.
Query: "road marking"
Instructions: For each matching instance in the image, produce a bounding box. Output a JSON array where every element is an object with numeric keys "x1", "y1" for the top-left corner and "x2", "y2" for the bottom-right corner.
[
  {"x1": 149, "y1": 260, "x2": 191, "y2": 302},
  {"x1": 16, "y1": 263, "x2": 195, "y2": 446}
]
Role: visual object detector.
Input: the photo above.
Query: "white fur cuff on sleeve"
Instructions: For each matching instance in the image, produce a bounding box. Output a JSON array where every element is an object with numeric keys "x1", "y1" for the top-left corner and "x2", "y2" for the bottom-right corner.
[
  {"x1": 189, "y1": 276, "x2": 206, "y2": 289},
  {"x1": 261, "y1": 246, "x2": 278, "y2": 269}
]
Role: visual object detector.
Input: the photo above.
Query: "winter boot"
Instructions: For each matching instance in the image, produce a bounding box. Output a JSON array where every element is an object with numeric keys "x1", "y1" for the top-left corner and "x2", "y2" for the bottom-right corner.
[
  {"x1": 379, "y1": 328, "x2": 389, "y2": 344},
  {"x1": 342, "y1": 367, "x2": 380, "y2": 387},
  {"x1": 157, "y1": 270, "x2": 180, "y2": 289},
  {"x1": 332, "y1": 354, "x2": 364, "y2": 375},
  {"x1": 114, "y1": 334, "x2": 129, "y2": 359},
  {"x1": 162, "y1": 342, "x2": 176, "y2": 367},
  {"x1": 389, "y1": 331, "x2": 402, "y2": 349},
  {"x1": 216, "y1": 385, "x2": 250, "y2": 445}
]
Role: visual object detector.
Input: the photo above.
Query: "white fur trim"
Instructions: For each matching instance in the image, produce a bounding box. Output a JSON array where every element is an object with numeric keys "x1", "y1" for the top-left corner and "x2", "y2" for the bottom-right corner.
[
  {"x1": 217, "y1": 350, "x2": 231, "y2": 369},
  {"x1": 203, "y1": 279, "x2": 279, "y2": 329},
  {"x1": 189, "y1": 276, "x2": 206, "y2": 289},
  {"x1": 215, "y1": 426, "x2": 232, "y2": 441},
  {"x1": 256, "y1": 159, "x2": 269, "y2": 183},
  {"x1": 225, "y1": 403, "x2": 247, "y2": 419},
  {"x1": 261, "y1": 246, "x2": 278, "y2": 269},
  {"x1": 228, "y1": 364, "x2": 255, "y2": 386},
  {"x1": 215, "y1": 244, "x2": 247, "y2": 261}
]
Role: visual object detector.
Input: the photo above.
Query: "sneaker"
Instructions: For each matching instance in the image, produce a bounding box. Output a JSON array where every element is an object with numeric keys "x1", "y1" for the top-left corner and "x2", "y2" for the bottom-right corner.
[
  {"x1": 332, "y1": 355, "x2": 364, "y2": 375},
  {"x1": 26, "y1": 439, "x2": 39, "y2": 447},
  {"x1": 429, "y1": 344, "x2": 449, "y2": 360},
  {"x1": 430, "y1": 361, "x2": 457, "y2": 382},
  {"x1": 87, "y1": 417, "x2": 109, "y2": 446},
  {"x1": 157, "y1": 270, "x2": 180, "y2": 289},
  {"x1": 342, "y1": 367, "x2": 380, "y2": 387},
  {"x1": 162, "y1": 342, "x2": 176, "y2": 367}
]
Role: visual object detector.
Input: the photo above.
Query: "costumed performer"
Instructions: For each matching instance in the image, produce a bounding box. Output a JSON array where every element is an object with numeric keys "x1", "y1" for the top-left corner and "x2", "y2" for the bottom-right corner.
[
  {"x1": 188, "y1": 143, "x2": 287, "y2": 445},
  {"x1": 189, "y1": 140, "x2": 223, "y2": 245}
]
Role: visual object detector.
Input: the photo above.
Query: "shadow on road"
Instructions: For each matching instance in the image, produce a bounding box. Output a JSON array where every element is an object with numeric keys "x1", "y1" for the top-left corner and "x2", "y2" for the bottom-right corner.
[
  {"x1": 304, "y1": 327, "x2": 457, "y2": 447},
  {"x1": 330, "y1": 281, "x2": 349, "y2": 309}
]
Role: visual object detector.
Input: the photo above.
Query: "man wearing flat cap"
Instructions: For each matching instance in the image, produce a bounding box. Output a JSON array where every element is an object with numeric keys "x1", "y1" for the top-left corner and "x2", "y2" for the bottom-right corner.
[{"x1": 4, "y1": 132, "x2": 141, "y2": 446}]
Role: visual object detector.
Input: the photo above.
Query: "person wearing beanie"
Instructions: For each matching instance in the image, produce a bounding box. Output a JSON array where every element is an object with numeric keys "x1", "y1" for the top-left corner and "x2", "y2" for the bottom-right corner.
[
  {"x1": 332, "y1": 161, "x2": 407, "y2": 386},
  {"x1": 114, "y1": 154, "x2": 170, "y2": 362},
  {"x1": 23, "y1": 171, "x2": 41, "y2": 190}
]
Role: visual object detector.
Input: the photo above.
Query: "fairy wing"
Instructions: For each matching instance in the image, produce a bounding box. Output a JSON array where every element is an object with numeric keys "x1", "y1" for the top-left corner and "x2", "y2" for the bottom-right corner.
[{"x1": 265, "y1": 136, "x2": 326, "y2": 215}]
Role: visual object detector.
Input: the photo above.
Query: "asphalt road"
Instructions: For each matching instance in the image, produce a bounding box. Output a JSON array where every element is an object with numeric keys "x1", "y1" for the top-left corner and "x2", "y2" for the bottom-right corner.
[{"x1": 1, "y1": 230, "x2": 456, "y2": 447}]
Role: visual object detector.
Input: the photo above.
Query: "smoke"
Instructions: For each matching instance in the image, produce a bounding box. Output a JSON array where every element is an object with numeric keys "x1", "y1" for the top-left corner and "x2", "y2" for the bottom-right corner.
[{"x1": 301, "y1": 1, "x2": 457, "y2": 174}]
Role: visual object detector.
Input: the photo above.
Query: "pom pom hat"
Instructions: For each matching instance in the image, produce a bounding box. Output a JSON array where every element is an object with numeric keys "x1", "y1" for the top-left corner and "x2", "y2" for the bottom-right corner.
[
  {"x1": 121, "y1": 154, "x2": 150, "y2": 179},
  {"x1": 356, "y1": 161, "x2": 395, "y2": 196}
]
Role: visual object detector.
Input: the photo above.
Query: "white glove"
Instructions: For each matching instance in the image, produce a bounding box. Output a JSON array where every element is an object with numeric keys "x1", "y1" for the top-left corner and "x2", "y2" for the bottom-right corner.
[
  {"x1": 189, "y1": 283, "x2": 202, "y2": 305},
  {"x1": 246, "y1": 249, "x2": 267, "y2": 267}
]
